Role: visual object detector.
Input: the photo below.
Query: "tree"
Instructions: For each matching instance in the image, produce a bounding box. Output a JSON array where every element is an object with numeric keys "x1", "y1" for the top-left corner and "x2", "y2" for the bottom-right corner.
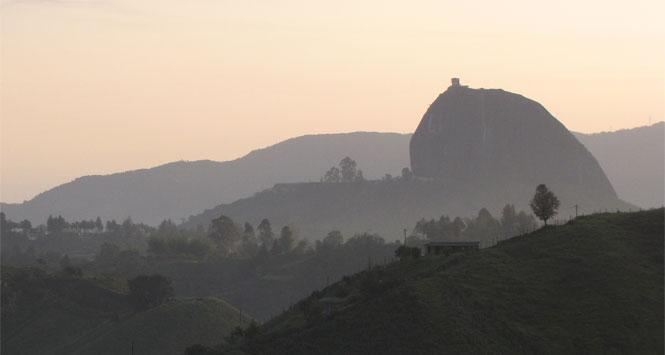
[
  {"x1": 157, "y1": 219, "x2": 179, "y2": 237},
  {"x1": 243, "y1": 222, "x2": 255, "y2": 238},
  {"x1": 321, "y1": 166, "x2": 341, "y2": 183},
  {"x1": 19, "y1": 220, "x2": 32, "y2": 231},
  {"x1": 500, "y1": 204, "x2": 518, "y2": 237},
  {"x1": 354, "y1": 169, "x2": 365, "y2": 182},
  {"x1": 292, "y1": 240, "x2": 309, "y2": 255},
  {"x1": 278, "y1": 226, "x2": 294, "y2": 253},
  {"x1": 128, "y1": 274, "x2": 174, "y2": 310},
  {"x1": 464, "y1": 208, "x2": 500, "y2": 241},
  {"x1": 95, "y1": 217, "x2": 104, "y2": 232},
  {"x1": 339, "y1": 157, "x2": 357, "y2": 182},
  {"x1": 516, "y1": 211, "x2": 538, "y2": 234},
  {"x1": 530, "y1": 184, "x2": 560, "y2": 225},
  {"x1": 46, "y1": 215, "x2": 68, "y2": 234},
  {"x1": 257, "y1": 219, "x2": 274, "y2": 247},
  {"x1": 208, "y1": 215, "x2": 240, "y2": 252},
  {"x1": 395, "y1": 245, "x2": 421, "y2": 259},
  {"x1": 321, "y1": 230, "x2": 343, "y2": 250},
  {"x1": 401, "y1": 167, "x2": 413, "y2": 181},
  {"x1": 241, "y1": 222, "x2": 258, "y2": 256}
]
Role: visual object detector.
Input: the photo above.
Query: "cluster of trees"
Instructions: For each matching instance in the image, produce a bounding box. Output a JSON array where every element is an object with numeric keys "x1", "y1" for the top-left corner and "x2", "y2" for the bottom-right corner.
[
  {"x1": 1, "y1": 213, "x2": 151, "y2": 271},
  {"x1": 146, "y1": 220, "x2": 210, "y2": 259},
  {"x1": 320, "y1": 157, "x2": 417, "y2": 184},
  {"x1": 206, "y1": 215, "x2": 308, "y2": 259},
  {"x1": 413, "y1": 204, "x2": 538, "y2": 243},
  {"x1": 45, "y1": 215, "x2": 104, "y2": 234},
  {"x1": 146, "y1": 215, "x2": 309, "y2": 261},
  {"x1": 381, "y1": 167, "x2": 414, "y2": 182},
  {"x1": 321, "y1": 157, "x2": 365, "y2": 183}
]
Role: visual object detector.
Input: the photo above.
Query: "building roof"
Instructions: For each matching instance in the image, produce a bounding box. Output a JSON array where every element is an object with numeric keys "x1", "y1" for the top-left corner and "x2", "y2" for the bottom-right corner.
[{"x1": 425, "y1": 241, "x2": 480, "y2": 247}]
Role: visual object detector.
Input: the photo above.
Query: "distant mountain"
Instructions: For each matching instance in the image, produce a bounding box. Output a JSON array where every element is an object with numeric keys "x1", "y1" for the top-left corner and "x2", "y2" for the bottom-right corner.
[
  {"x1": 1, "y1": 121, "x2": 661, "y2": 226},
  {"x1": 410, "y1": 80, "x2": 617, "y2": 209},
  {"x1": 216, "y1": 209, "x2": 665, "y2": 354},
  {"x1": 183, "y1": 83, "x2": 634, "y2": 239},
  {"x1": 574, "y1": 122, "x2": 664, "y2": 208},
  {"x1": 0, "y1": 133, "x2": 411, "y2": 226}
]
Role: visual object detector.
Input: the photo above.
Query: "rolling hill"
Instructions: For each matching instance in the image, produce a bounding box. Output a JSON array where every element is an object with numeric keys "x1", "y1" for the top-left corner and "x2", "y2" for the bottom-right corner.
[
  {"x1": 0, "y1": 268, "x2": 247, "y2": 355},
  {"x1": 0, "y1": 133, "x2": 411, "y2": 226},
  {"x1": 573, "y1": 122, "x2": 664, "y2": 209},
  {"x1": 217, "y1": 208, "x2": 664, "y2": 354}
]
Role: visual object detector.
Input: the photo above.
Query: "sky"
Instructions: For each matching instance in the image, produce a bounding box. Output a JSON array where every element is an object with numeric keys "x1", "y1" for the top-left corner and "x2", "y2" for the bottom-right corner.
[{"x1": 1, "y1": 0, "x2": 664, "y2": 203}]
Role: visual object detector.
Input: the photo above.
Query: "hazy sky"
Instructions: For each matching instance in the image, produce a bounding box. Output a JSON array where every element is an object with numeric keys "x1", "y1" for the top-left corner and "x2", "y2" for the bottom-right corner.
[{"x1": 1, "y1": 0, "x2": 664, "y2": 203}]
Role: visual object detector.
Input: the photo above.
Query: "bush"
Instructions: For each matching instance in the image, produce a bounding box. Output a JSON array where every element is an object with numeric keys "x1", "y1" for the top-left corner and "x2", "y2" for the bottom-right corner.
[
  {"x1": 127, "y1": 274, "x2": 173, "y2": 310},
  {"x1": 395, "y1": 246, "x2": 421, "y2": 260}
]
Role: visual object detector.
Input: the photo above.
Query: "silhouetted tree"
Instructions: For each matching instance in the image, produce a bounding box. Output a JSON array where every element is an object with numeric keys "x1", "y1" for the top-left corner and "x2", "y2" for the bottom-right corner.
[
  {"x1": 278, "y1": 226, "x2": 294, "y2": 253},
  {"x1": 464, "y1": 208, "x2": 500, "y2": 241},
  {"x1": 209, "y1": 215, "x2": 240, "y2": 253},
  {"x1": 270, "y1": 239, "x2": 283, "y2": 255},
  {"x1": 320, "y1": 230, "x2": 343, "y2": 250},
  {"x1": 401, "y1": 167, "x2": 413, "y2": 181},
  {"x1": 500, "y1": 204, "x2": 518, "y2": 237},
  {"x1": 516, "y1": 211, "x2": 538, "y2": 234},
  {"x1": 339, "y1": 156, "x2": 358, "y2": 182},
  {"x1": 257, "y1": 218, "x2": 274, "y2": 247},
  {"x1": 530, "y1": 184, "x2": 560, "y2": 225},
  {"x1": 95, "y1": 217, "x2": 103, "y2": 231},
  {"x1": 321, "y1": 166, "x2": 341, "y2": 183},
  {"x1": 292, "y1": 239, "x2": 309, "y2": 255},
  {"x1": 242, "y1": 222, "x2": 258, "y2": 256},
  {"x1": 46, "y1": 215, "x2": 68, "y2": 234}
]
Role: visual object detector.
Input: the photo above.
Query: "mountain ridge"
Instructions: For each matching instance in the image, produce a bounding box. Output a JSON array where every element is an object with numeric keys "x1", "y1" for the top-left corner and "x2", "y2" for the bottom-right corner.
[{"x1": 2, "y1": 124, "x2": 662, "y2": 225}]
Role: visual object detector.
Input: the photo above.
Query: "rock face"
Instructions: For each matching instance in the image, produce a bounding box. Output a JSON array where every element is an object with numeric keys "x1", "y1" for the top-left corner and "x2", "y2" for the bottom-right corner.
[{"x1": 410, "y1": 79, "x2": 619, "y2": 207}]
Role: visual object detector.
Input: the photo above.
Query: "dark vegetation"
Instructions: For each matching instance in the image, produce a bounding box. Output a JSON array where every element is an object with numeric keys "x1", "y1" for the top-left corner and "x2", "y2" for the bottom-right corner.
[
  {"x1": 2, "y1": 187, "x2": 539, "y2": 321},
  {"x1": 128, "y1": 274, "x2": 175, "y2": 310},
  {"x1": 0, "y1": 266, "x2": 246, "y2": 355},
  {"x1": 199, "y1": 209, "x2": 664, "y2": 354},
  {"x1": 530, "y1": 184, "x2": 561, "y2": 225}
]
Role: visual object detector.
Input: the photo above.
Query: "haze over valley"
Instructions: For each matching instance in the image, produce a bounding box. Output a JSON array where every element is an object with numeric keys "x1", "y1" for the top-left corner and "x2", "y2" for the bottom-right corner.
[{"x1": 1, "y1": 1, "x2": 663, "y2": 354}]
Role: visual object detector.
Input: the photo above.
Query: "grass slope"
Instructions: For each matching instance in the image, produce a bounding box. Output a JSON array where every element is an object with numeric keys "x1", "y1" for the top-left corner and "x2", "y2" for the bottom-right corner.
[
  {"x1": 1, "y1": 268, "x2": 247, "y2": 355},
  {"x1": 77, "y1": 298, "x2": 245, "y2": 355},
  {"x1": 227, "y1": 209, "x2": 664, "y2": 354}
]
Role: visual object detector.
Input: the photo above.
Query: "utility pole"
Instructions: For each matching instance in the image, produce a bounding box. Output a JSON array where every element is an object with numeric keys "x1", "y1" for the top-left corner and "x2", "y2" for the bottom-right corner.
[
  {"x1": 403, "y1": 228, "x2": 407, "y2": 246},
  {"x1": 574, "y1": 204, "x2": 578, "y2": 218}
]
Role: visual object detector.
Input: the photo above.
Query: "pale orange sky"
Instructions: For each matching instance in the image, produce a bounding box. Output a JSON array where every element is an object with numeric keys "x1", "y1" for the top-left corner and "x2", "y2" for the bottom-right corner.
[{"x1": 1, "y1": 0, "x2": 664, "y2": 203}]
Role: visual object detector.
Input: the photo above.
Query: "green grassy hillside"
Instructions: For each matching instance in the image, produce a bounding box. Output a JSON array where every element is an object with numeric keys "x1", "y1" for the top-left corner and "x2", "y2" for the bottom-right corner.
[
  {"x1": 1, "y1": 268, "x2": 247, "y2": 355},
  {"x1": 221, "y1": 209, "x2": 664, "y2": 354},
  {"x1": 76, "y1": 298, "x2": 245, "y2": 355}
]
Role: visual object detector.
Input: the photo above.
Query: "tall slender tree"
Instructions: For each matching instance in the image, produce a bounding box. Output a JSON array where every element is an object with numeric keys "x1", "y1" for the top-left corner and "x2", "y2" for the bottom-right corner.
[{"x1": 530, "y1": 184, "x2": 560, "y2": 225}]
